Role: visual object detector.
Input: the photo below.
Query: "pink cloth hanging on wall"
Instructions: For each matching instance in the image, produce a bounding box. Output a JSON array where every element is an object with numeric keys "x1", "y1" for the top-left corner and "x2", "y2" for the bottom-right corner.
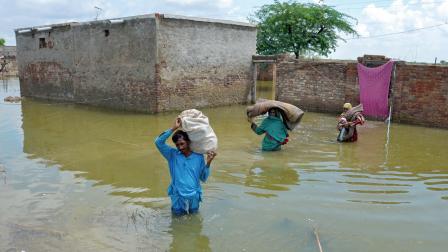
[{"x1": 357, "y1": 60, "x2": 394, "y2": 119}]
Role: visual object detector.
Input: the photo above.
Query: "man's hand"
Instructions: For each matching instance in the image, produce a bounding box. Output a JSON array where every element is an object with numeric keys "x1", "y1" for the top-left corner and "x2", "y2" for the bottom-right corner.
[
  {"x1": 172, "y1": 118, "x2": 181, "y2": 131},
  {"x1": 206, "y1": 151, "x2": 217, "y2": 166}
]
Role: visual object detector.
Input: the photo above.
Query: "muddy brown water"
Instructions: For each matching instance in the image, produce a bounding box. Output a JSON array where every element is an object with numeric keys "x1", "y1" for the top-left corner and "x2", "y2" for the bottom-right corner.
[{"x1": 1, "y1": 78, "x2": 447, "y2": 251}]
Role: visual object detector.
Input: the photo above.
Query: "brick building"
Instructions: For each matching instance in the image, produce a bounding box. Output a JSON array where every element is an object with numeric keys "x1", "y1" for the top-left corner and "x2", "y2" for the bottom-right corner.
[
  {"x1": 0, "y1": 46, "x2": 18, "y2": 76},
  {"x1": 274, "y1": 55, "x2": 448, "y2": 128},
  {"x1": 15, "y1": 14, "x2": 257, "y2": 112}
]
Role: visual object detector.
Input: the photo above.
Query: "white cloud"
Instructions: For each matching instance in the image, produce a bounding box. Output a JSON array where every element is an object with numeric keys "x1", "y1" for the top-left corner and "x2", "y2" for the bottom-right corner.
[
  {"x1": 1, "y1": 0, "x2": 447, "y2": 62},
  {"x1": 331, "y1": 0, "x2": 448, "y2": 62},
  {"x1": 164, "y1": 0, "x2": 233, "y2": 9},
  {"x1": 217, "y1": 0, "x2": 233, "y2": 8},
  {"x1": 437, "y1": 0, "x2": 448, "y2": 18},
  {"x1": 355, "y1": 23, "x2": 370, "y2": 37},
  {"x1": 361, "y1": 0, "x2": 430, "y2": 32},
  {"x1": 0, "y1": 0, "x2": 246, "y2": 46},
  {"x1": 360, "y1": 0, "x2": 447, "y2": 34},
  {"x1": 227, "y1": 6, "x2": 240, "y2": 15},
  {"x1": 165, "y1": 0, "x2": 202, "y2": 4},
  {"x1": 421, "y1": 0, "x2": 437, "y2": 10}
]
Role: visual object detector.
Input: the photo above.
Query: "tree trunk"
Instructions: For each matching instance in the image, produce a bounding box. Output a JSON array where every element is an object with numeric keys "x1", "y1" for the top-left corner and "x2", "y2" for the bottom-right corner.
[{"x1": 294, "y1": 51, "x2": 299, "y2": 59}]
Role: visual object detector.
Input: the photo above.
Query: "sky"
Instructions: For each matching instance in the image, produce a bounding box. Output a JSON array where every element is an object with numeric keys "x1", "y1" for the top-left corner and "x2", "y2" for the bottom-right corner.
[{"x1": 0, "y1": 0, "x2": 447, "y2": 63}]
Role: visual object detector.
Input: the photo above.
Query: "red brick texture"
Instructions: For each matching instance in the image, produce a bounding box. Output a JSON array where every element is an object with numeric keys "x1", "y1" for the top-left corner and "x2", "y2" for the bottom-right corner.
[
  {"x1": 276, "y1": 59, "x2": 358, "y2": 113},
  {"x1": 276, "y1": 58, "x2": 448, "y2": 128},
  {"x1": 393, "y1": 64, "x2": 448, "y2": 128}
]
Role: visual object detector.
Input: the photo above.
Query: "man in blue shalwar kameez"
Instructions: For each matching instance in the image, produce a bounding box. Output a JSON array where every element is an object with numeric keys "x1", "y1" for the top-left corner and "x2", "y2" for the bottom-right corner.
[{"x1": 155, "y1": 118, "x2": 217, "y2": 215}]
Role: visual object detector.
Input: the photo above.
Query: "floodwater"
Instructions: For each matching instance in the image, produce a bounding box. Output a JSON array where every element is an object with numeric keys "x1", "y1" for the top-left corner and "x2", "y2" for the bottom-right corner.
[
  {"x1": 256, "y1": 80, "x2": 275, "y2": 100},
  {"x1": 1, "y1": 77, "x2": 448, "y2": 252}
]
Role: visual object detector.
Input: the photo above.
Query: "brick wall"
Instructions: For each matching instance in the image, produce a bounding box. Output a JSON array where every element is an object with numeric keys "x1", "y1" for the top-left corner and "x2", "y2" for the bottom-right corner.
[
  {"x1": 16, "y1": 24, "x2": 76, "y2": 101},
  {"x1": 1, "y1": 57, "x2": 18, "y2": 77},
  {"x1": 156, "y1": 16, "x2": 256, "y2": 112},
  {"x1": 276, "y1": 59, "x2": 358, "y2": 113},
  {"x1": 17, "y1": 17, "x2": 158, "y2": 111},
  {"x1": 393, "y1": 64, "x2": 448, "y2": 128},
  {"x1": 276, "y1": 58, "x2": 448, "y2": 128},
  {"x1": 16, "y1": 14, "x2": 256, "y2": 113},
  {"x1": 1, "y1": 46, "x2": 18, "y2": 77}
]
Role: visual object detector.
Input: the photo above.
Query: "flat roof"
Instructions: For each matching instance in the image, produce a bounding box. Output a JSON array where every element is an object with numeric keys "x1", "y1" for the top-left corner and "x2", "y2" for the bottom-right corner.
[
  {"x1": 162, "y1": 14, "x2": 256, "y2": 28},
  {"x1": 15, "y1": 13, "x2": 256, "y2": 32}
]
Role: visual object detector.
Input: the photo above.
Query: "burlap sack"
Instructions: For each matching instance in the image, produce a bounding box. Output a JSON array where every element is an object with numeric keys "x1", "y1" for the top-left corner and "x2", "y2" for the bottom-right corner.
[
  {"x1": 247, "y1": 99, "x2": 304, "y2": 130},
  {"x1": 178, "y1": 109, "x2": 218, "y2": 154}
]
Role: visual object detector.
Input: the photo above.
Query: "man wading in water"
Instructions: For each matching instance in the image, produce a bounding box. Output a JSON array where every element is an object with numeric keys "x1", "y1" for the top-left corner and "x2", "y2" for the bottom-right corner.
[
  {"x1": 155, "y1": 118, "x2": 217, "y2": 215},
  {"x1": 250, "y1": 108, "x2": 289, "y2": 151}
]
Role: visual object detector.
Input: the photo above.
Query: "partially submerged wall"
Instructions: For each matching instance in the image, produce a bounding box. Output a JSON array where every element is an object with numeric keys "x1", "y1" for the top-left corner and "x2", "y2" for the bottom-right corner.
[
  {"x1": 0, "y1": 58, "x2": 18, "y2": 77},
  {"x1": 156, "y1": 15, "x2": 256, "y2": 112},
  {"x1": 71, "y1": 17, "x2": 157, "y2": 111},
  {"x1": 0, "y1": 46, "x2": 18, "y2": 77},
  {"x1": 16, "y1": 16, "x2": 157, "y2": 112},
  {"x1": 16, "y1": 25, "x2": 75, "y2": 100},
  {"x1": 16, "y1": 14, "x2": 256, "y2": 113},
  {"x1": 393, "y1": 64, "x2": 448, "y2": 128},
  {"x1": 276, "y1": 60, "x2": 357, "y2": 112},
  {"x1": 276, "y1": 58, "x2": 448, "y2": 128}
]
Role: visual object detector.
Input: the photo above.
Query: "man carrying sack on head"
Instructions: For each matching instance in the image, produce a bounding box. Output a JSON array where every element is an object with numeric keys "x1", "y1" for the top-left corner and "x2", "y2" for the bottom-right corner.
[{"x1": 155, "y1": 109, "x2": 217, "y2": 215}]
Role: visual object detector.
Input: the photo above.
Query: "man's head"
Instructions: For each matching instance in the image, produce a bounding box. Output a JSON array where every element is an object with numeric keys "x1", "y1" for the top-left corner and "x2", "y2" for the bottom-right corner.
[
  {"x1": 343, "y1": 103, "x2": 352, "y2": 112},
  {"x1": 172, "y1": 130, "x2": 191, "y2": 153}
]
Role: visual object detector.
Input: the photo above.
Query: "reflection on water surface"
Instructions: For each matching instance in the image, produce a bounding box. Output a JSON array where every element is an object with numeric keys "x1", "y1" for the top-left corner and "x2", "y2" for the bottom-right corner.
[{"x1": 1, "y1": 78, "x2": 448, "y2": 251}]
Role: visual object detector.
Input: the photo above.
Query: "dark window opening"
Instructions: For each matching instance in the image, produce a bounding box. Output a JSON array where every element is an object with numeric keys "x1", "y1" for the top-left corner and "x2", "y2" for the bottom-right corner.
[
  {"x1": 104, "y1": 30, "x2": 110, "y2": 37},
  {"x1": 39, "y1": 38, "x2": 47, "y2": 48}
]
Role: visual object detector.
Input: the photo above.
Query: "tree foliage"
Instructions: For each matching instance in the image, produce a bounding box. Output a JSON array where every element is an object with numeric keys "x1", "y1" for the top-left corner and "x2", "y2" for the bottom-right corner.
[
  {"x1": 0, "y1": 38, "x2": 5, "y2": 47},
  {"x1": 250, "y1": 1, "x2": 358, "y2": 59}
]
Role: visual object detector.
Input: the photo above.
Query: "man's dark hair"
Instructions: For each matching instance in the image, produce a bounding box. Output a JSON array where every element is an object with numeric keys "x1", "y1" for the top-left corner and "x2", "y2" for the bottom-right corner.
[{"x1": 172, "y1": 130, "x2": 190, "y2": 143}]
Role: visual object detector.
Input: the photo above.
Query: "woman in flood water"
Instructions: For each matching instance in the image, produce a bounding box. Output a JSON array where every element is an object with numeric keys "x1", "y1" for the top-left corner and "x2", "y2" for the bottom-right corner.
[
  {"x1": 155, "y1": 118, "x2": 217, "y2": 215},
  {"x1": 337, "y1": 103, "x2": 365, "y2": 142},
  {"x1": 250, "y1": 108, "x2": 289, "y2": 151}
]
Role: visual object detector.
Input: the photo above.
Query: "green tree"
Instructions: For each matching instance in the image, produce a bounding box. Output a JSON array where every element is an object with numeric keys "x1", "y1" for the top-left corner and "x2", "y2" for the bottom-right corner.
[
  {"x1": 250, "y1": 1, "x2": 358, "y2": 59},
  {"x1": 0, "y1": 38, "x2": 5, "y2": 47}
]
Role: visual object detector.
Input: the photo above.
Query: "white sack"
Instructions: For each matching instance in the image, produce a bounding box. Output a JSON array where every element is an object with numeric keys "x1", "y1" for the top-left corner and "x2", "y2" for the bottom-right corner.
[{"x1": 178, "y1": 109, "x2": 218, "y2": 154}]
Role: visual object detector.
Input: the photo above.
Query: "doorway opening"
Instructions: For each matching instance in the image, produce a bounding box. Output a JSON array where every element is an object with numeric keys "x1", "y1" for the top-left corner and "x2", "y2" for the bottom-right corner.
[{"x1": 251, "y1": 55, "x2": 278, "y2": 103}]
